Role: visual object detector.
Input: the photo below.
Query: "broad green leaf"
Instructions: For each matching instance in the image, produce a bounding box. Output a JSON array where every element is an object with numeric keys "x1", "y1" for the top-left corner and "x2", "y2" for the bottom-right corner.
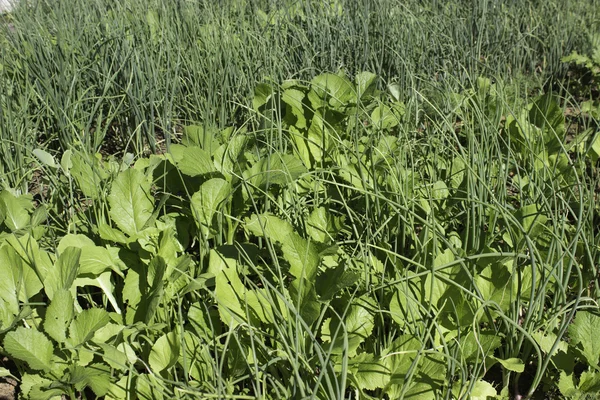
[
  {"x1": 371, "y1": 104, "x2": 400, "y2": 129},
  {"x1": 307, "y1": 206, "x2": 330, "y2": 242},
  {"x1": 191, "y1": 178, "x2": 231, "y2": 239},
  {"x1": 474, "y1": 263, "x2": 513, "y2": 313},
  {"x1": 33, "y1": 148, "x2": 57, "y2": 168},
  {"x1": 348, "y1": 352, "x2": 390, "y2": 390},
  {"x1": 253, "y1": 83, "x2": 273, "y2": 112},
  {"x1": 28, "y1": 383, "x2": 66, "y2": 399},
  {"x1": 305, "y1": 112, "x2": 331, "y2": 165},
  {"x1": 517, "y1": 204, "x2": 548, "y2": 238},
  {"x1": 390, "y1": 275, "x2": 422, "y2": 329},
  {"x1": 431, "y1": 181, "x2": 449, "y2": 200},
  {"x1": 3, "y1": 328, "x2": 54, "y2": 371},
  {"x1": 289, "y1": 125, "x2": 313, "y2": 168},
  {"x1": 44, "y1": 289, "x2": 74, "y2": 343},
  {"x1": 454, "y1": 380, "x2": 497, "y2": 399},
  {"x1": 58, "y1": 235, "x2": 120, "y2": 277},
  {"x1": 377, "y1": 335, "x2": 442, "y2": 399},
  {"x1": 100, "y1": 343, "x2": 137, "y2": 371},
  {"x1": 68, "y1": 308, "x2": 110, "y2": 347},
  {"x1": 122, "y1": 264, "x2": 145, "y2": 325},
  {"x1": 188, "y1": 304, "x2": 217, "y2": 340},
  {"x1": 99, "y1": 223, "x2": 129, "y2": 243},
  {"x1": 459, "y1": 331, "x2": 502, "y2": 362},
  {"x1": 578, "y1": 370, "x2": 600, "y2": 393},
  {"x1": 79, "y1": 246, "x2": 118, "y2": 276},
  {"x1": 321, "y1": 297, "x2": 375, "y2": 356},
  {"x1": 289, "y1": 278, "x2": 320, "y2": 326},
  {"x1": 208, "y1": 250, "x2": 247, "y2": 325},
  {"x1": 137, "y1": 374, "x2": 164, "y2": 400},
  {"x1": 70, "y1": 363, "x2": 112, "y2": 397},
  {"x1": 558, "y1": 371, "x2": 578, "y2": 398},
  {"x1": 388, "y1": 83, "x2": 401, "y2": 102},
  {"x1": 132, "y1": 256, "x2": 166, "y2": 324},
  {"x1": 182, "y1": 125, "x2": 220, "y2": 152},
  {"x1": 213, "y1": 135, "x2": 248, "y2": 178},
  {"x1": 106, "y1": 376, "x2": 132, "y2": 400},
  {"x1": 282, "y1": 88, "x2": 307, "y2": 129},
  {"x1": 2, "y1": 234, "x2": 48, "y2": 292},
  {"x1": 94, "y1": 322, "x2": 125, "y2": 344},
  {"x1": 170, "y1": 144, "x2": 216, "y2": 177},
  {"x1": 0, "y1": 367, "x2": 13, "y2": 378},
  {"x1": 0, "y1": 245, "x2": 23, "y2": 318},
  {"x1": 355, "y1": 71, "x2": 377, "y2": 99},
  {"x1": 0, "y1": 190, "x2": 31, "y2": 231},
  {"x1": 61, "y1": 149, "x2": 73, "y2": 176},
  {"x1": 245, "y1": 153, "x2": 306, "y2": 189},
  {"x1": 108, "y1": 168, "x2": 154, "y2": 237},
  {"x1": 246, "y1": 213, "x2": 320, "y2": 283},
  {"x1": 20, "y1": 373, "x2": 54, "y2": 399},
  {"x1": 43, "y1": 246, "x2": 81, "y2": 299},
  {"x1": 532, "y1": 331, "x2": 569, "y2": 354},
  {"x1": 317, "y1": 263, "x2": 360, "y2": 301},
  {"x1": 70, "y1": 152, "x2": 107, "y2": 199},
  {"x1": 57, "y1": 234, "x2": 95, "y2": 252},
  {"x1": 245, "y1": 288, "x2": 277, "y2": 325},
  {"x1": 309, "y1": 73, "x2": 356, "y2": 110},
  {"x1": 568, "y1": 311, "x2": 600, "y2": 366},
  {"x1": 529, "y1": 92, "x2": 565, "y2": 152},
  {"x1": 180, "y1": 331, "x2": 213, "y2": 382},
  {"x1": 282, "y1": 232, "x2": 319, "y2": 282},
  {"x1": 494, "y1": 357, "x2": 525, "y2": 373},
  {"x1": 149, "y1": 331, "x2": 180, "y2": 372},
  {"x1": 387, "y1": 351, "x2": 446, "y2": 399},
  {"x1": 588, "y1": 133, "x2": 600, "y2": 162},
  {"x1": 245, "y1": 213, "x2": 295, "y2": 239}
]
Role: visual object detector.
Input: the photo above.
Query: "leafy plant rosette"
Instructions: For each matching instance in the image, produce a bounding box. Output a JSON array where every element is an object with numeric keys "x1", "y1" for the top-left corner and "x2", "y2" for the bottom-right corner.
[{"x1": 0, "y1": 71, "x2": 598, "y2": 399}]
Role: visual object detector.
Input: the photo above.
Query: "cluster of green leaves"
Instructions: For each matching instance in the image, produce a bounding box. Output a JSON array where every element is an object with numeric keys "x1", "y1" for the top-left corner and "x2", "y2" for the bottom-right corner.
[
  {"x1": 1, "y1": 71, "x2": 599, "y2": 399},
  {"x1": 562, "y1": 34, "x2": 600, "y2": 118},
  {"x1": 1, "y1": 0, "x2": 598, "y2": 192}
]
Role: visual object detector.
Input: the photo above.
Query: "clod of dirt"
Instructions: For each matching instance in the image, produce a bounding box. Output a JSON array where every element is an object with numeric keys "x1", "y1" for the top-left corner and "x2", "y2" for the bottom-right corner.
[{"x1": 0, "y1": 377, "x2": 16, "y2": 400}]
